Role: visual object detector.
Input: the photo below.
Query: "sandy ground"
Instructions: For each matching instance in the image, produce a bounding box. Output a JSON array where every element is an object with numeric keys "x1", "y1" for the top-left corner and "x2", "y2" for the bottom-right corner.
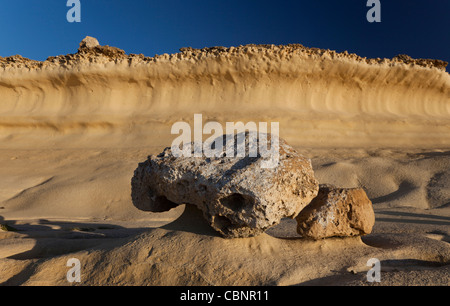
[
  {"x1": 0, "y1": 146, "x2": 448, "y2": 286},
  {"x1": 0, "y1": 44, "x2": 449, "y2": 286}
]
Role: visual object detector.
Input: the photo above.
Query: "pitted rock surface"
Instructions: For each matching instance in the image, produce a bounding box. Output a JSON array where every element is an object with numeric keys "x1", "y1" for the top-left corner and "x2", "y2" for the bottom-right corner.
[{"x1": 132, "y1": 133, "x2": 319, "y2": 238}]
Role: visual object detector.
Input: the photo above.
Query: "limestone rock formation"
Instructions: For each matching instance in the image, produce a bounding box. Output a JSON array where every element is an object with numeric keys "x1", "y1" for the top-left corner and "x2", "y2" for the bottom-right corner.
[
  {"x1": 1, "y1": 42, "x2": 447, "y2": 71},
  {"x1": 296, "y1": 184, "x2": 375, "y2": 239},
  {"x1": 131, "y1": 133, "x2": 319, "y2": 238}
]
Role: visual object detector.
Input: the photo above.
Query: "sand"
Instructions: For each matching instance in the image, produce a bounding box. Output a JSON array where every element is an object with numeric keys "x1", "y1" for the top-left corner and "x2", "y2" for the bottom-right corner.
[{"x1": 0, "y1": 43, "x2": 449, "y2": 286}]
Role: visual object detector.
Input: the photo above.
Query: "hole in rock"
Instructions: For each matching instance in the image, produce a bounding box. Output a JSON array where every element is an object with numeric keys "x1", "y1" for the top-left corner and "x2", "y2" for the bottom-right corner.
[
  {"x1": 197, "y1": 184, "x2": 207, "y2": 192},
  {"x1": 347, "y1": 204, "x2": 353, "y2": 220},
  {"x1": 219, "y1": 193, "x2": 253, "y2": 211},
  {"x1": 177, "y1": 180, "x2": 189, "y2": 187},
  {"x1": 176, "y1": 180, "x2": 189, "y2": 193},
  {"x1": 213, "y1": 215, "x2": 233, "y2": 231},
  {"x1": 152, "y1": 195, "x2": 179, "y2": 212}
]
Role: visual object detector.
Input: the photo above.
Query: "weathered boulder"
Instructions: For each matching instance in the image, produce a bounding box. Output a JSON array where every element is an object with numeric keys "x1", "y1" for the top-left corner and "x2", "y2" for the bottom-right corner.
[
  {"x1": 296, "y1": 184, "x2": 375, "y2": 239},
  {"x1": 131, "y1": 133, "x2": 319, "y2": 238},
  {"x1": 79, "y1": 36, "x2": 100, "y2": 49}
]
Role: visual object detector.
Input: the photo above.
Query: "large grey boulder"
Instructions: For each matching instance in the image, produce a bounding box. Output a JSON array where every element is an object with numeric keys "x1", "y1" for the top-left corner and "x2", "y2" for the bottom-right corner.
[{"x1": 131, "y1": 133, "x2": 319, "y2": 238}]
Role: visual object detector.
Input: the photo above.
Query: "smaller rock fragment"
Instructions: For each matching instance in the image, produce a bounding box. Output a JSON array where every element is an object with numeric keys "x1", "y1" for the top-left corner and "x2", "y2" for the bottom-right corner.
[{"x1": 296, "y1": 184, "x2": 375, "y2": 239}]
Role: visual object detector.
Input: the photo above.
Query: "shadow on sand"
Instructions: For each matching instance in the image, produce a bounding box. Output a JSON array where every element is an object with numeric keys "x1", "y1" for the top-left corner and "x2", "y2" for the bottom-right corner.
[
  {"x1": 375, "y1": 210, "x2": 450, "y2": 226},
  {"x1": 0, "y1": 216, "x2": 148, "y2": 285},
  {"x1": 160, "y1": 204, "x2": 221, "y2": 237},
  {"x1": 0, "y1": 204, "x2": 222, "y2": 285}
]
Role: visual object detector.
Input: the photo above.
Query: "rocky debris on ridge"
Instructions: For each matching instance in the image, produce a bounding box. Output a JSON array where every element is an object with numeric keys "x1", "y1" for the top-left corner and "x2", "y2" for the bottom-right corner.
[
  {"x1": 393, "y1": 54, "x2": 448, "y2": 71},
  {"x1": 0, "y1": 36, "x2": 135, "y2": 70},
  {"x1": 0, "y1": 55, "x2": 41, "y2": 70},
  {"x1": 0, "y1": 37, "x2": 447, "y2": 71},
  {"x1": 131, "y1": 132, "x2": 319, "y2": 238},
  {"x1": 296, "y1": 184, "x2": 375, "y2": 239}
]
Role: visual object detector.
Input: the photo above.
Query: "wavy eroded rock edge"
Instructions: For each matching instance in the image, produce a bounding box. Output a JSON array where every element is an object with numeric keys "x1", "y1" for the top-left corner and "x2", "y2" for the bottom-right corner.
[{"x1": 0, "y1": 39, "x2": 449, "y2": 148}]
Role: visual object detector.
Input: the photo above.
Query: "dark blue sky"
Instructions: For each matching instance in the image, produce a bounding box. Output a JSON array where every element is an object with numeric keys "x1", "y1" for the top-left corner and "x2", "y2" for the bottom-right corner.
[{"x1": 0, "y1": 0, "x2": 448, "y2": 66}]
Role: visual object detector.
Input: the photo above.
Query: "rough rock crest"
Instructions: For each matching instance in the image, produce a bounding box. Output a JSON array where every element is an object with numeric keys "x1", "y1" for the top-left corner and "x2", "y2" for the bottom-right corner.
[{"x1": 1, "y1": 37, "x2": 447, "y2": 71}]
